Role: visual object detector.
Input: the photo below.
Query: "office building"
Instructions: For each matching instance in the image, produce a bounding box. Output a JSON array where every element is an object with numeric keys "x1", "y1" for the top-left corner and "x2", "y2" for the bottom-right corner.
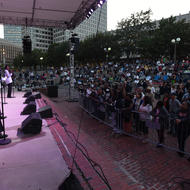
[
  {"x1": 4, "y1": 2, "x2": 107, "y2": 49},
  {"x1": 4, "y1": 25, "x2": 22, "y2": 47},
  {"x1": 0, "y1": 38, "x2": 22, "y2": 65},
  {"x1": 53, "y1": 2, "x2": 107, "y2": 43}
]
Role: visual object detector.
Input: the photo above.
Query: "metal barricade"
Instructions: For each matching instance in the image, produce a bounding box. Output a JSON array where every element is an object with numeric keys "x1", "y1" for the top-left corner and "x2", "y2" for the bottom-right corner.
[{"x1": 79, "y1": 93, "x2": 190, "y2": 156}]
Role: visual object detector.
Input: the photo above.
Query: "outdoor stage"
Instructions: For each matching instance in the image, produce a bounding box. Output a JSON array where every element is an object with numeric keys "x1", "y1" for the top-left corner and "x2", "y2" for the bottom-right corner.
[{"x1": 0, "y1": 91, "x2": 70, "y2": 190}]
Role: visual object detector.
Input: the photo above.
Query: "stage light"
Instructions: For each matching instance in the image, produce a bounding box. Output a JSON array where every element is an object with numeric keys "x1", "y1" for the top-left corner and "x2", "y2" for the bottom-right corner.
[
  {"x1": 90, "y1": 9, "x2": 94, "y2": 13},
  {"x1": 98, "y1": 3, "x2": 101, "y2": 7},
  {"x1": 100, "y1": 0, "x2": 103, "y2": 5},
  {"x1": 88, "y1": 11, "x2": 92, "y2": 15}
]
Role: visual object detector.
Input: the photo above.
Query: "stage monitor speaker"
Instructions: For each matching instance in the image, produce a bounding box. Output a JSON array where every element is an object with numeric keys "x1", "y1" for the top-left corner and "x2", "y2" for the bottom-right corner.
[
  {"x1": 21, "y1": 112, "x2": 42, "y2": 134},
  {"x1": 21, "y1": 101, "x2": 36, "y2": 115},
  {"x1": 24, "y1": 95, "x2": 35, "y2": 104},
  {"x1": 38, "y1": 105, "x2": 53, "y2": 119},
  {"x1": 34, "y1": 92, "x2": 41, "y2": 99},
  {"x1": 47, "y1": 85, "x2": 58, "y2": 97},
  {"x1": 23, "y1": 91, "x2": 32, "y2": 98}
]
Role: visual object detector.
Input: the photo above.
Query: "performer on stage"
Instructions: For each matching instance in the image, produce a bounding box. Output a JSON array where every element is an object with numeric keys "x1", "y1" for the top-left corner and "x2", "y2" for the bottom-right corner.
[{"x1": 4, "y1": 65, "x2": 13, "y2": 98}]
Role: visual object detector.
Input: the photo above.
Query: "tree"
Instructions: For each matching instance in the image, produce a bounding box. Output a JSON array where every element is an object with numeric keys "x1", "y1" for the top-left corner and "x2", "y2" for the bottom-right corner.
[
  {"x1": 116, "y1": 9, "x2": 155, "y2": 59},
  {"x1": 76, "y1": 32, "x2": 121, "y2": 64},
  {"x1": 47, "y1": 41, "x2": 69, "y2": 67},
  {"x1": 149, "y1": 16, "x2": 190, "y2": 59}
]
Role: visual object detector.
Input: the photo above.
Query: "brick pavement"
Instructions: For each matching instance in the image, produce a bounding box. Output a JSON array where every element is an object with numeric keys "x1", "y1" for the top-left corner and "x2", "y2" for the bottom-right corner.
[{"x1": 37, "y1": 96, "x2": 190, "y2": 190}]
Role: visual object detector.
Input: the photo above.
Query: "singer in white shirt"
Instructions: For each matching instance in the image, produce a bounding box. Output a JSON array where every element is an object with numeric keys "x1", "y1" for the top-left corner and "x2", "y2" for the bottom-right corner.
[{"x1": 4, "y1": 65, "x2": 13, "y2": 98}]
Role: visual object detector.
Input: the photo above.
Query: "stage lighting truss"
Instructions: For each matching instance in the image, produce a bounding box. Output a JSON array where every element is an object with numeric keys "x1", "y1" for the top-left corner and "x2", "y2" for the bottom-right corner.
[{"x1": 85, "y1": 0, "x2": 107, "y2": 19}]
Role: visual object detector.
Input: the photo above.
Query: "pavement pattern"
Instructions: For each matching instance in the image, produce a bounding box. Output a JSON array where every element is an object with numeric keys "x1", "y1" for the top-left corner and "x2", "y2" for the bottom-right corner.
[{"x1": 37, "y1": 95, "x2": 190, "y2": 190}]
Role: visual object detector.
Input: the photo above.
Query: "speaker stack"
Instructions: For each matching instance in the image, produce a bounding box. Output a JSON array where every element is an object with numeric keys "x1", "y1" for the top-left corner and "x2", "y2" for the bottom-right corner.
[
  {"x1": 22, "y1": 35, "x2": 32, "y2": 55},
  {"x1": 20, "y1": 91, "x2": 53, "y2": 136}
]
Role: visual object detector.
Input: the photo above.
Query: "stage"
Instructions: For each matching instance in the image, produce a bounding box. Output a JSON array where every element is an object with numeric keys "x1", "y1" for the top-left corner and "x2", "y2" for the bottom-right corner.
[{"x1": 0, "y1": 91, "x2": 70, "y2": 190}]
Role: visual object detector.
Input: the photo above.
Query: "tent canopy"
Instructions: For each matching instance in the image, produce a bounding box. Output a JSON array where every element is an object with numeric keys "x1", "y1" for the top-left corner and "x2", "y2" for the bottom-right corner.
[{"x1": 0, "y1": 0, "x2": 103, "y2": 29}]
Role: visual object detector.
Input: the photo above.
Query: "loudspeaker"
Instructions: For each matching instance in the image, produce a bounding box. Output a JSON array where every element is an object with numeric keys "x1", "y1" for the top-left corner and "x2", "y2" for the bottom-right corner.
[
  {"x1": 38, "y1": 105, "x2": 53, "y2": 119},
  {"x1": 22, "y1": 35, "x2": 32, "y2": 54},
  {"x1": 47, "y1": 85, "x2": 58, "y2": 97},
  {"x1": 21, "y1": 113, "x2": 42, "y2": 134},
  {"x1": 34, "y1": 92, "x2": 41, "y2": 99},
  {"x1": 24, "y1": 95, "x2": 35, "y2": 104},
  {"x1": 23, "y1": 91, "x2": 32, "y2": 98},
  {"x1": 21, "y1": 101, "x2": 36, "y2": 115}
]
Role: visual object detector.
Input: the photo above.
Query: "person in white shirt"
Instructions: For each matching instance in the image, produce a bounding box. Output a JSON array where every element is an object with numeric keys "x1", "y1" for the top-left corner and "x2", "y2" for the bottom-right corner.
[
  {"x1": 139, "y1": 96, "x2": 152, "y2": 143},
  {"x1": 4, "y1": 65, "x2": 13, "y2": 98}
]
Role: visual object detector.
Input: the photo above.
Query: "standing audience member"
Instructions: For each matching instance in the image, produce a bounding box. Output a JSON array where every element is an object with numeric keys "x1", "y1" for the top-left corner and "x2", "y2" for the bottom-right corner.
[
  {"x1": 168, "y1": 93, "x2": 181, "y2": 136},
  {"x1": 139, "y1": 96, "x2": 152, "y2": 143},
  {"x1": 151, "y1": 101, "x2": 169, "y2": 147},
  {"x1": 4, "y1": 65, "x2": 13, "y2": 98},
  {"x1": 176, "y1": 101, "x2": 190, "y2": 157}
]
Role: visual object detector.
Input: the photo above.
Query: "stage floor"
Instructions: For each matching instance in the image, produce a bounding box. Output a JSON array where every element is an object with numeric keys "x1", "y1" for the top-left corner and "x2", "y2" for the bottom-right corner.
[{"x1": 0, "y1": 91, "x2": 70, "y2": 190}]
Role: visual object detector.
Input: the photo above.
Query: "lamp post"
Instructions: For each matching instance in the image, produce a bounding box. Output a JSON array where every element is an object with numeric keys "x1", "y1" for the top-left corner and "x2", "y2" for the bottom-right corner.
[
  {"x1": 40, "y1": 57, "x2": 43, "y2": 70},
  {"x1": 2, "y1": 48, "x2": 5, "y2": 66},
  {"x1": 66, "y1": 53, "x2": 70, "y2": 67},
  {"x1": 104, "y1": 47, "x2": 111, "y2": 63},
  {"x1": 171, "y1": 37, "x2": 181, "y2": 64}
]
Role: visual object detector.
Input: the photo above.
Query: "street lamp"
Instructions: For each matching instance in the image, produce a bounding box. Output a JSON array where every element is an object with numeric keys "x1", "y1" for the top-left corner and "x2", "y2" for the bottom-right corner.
[
  {"x1": 40, "y1": 57, "x2": 43, "y2": 70},
  {"x1": 66, "y1": 53, "x2": 70, "y2": 67},
  {"x1": 2, "y1": 48, "x2": 5, "y2": 66},
  {"x1": 104, "y1": 47, "x2": 111, "y2": 63},
  {"x1": 171, "y1": 37, "x2": 181, "y2": 64}
]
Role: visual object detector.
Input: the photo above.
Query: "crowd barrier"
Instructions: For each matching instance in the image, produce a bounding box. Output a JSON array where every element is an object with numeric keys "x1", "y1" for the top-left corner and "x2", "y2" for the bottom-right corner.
[{"x1": 79, "y1": 93, "x2": 190, "y2": 156}]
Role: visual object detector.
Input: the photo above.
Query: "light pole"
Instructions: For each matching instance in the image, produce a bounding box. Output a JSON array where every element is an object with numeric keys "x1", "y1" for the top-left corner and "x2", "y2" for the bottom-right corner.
[
  {"x1": 104, "y1": 47, "x2": 111, "y2": 63},
  {"x1": 2, "y1": 48, "x2": 5, "y2": 66},
  {"x1": 40, "y1": 57, "x2": 43, "y2": 70},
  {"x1": 66, "y1": 53, "x2": 70, "y2": 67},
  {"x1": 171, "y1": 37, "x2": 181, "y2": 64}
]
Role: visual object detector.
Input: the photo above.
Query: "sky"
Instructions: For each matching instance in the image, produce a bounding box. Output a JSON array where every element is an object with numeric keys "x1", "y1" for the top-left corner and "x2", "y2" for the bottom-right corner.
[
  {"x1": 0, "y1": 0, "x2": 189, "y2": 37},
  {"x1": 107, "y1": 0, "x2": 190, "y2": 30}
]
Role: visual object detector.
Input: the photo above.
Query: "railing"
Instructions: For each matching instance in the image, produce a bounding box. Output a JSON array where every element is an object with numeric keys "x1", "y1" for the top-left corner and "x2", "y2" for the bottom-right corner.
[{"x1": 79, "y1": 93, "x2": 190, "y2": 156}]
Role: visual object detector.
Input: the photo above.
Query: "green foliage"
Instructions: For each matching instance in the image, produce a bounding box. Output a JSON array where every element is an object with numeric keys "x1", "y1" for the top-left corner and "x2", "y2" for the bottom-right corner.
[
  {"x1": 46, "y1": 41, "x2": 69, "y2": 67},
  {"x1": 116, "y1": 9, "x2": 155, "y2": 59},
  {"x1": 13, "y1": 10, "x2": 190, "y2": 66},
  {"x1": 76, "y1": 32, "x2": 121, "y2": 63}
]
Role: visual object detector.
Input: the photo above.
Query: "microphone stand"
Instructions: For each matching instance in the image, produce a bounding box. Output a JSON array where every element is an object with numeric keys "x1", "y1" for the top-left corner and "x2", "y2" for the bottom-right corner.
[
  {"x1": 3, "y1": 84, "x2": 7, "y2": 104},
  {"x1": 0, "y1": 71, "x2": 11, "y2": 145},
  {"x1": 11, "y1": 72, "x2": 16, "y2": 98},
  {"x1": 12, "y1": 82, "x2": 16, "y2": 98}
]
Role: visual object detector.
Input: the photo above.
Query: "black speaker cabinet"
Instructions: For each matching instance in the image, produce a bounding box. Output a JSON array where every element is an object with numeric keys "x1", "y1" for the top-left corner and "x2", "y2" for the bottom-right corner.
[
  {"x1": 24, "y1": 95, "x2": 35, "y2": 104},
  {"x1": 38, "y1": 105, "x2": 53, "y2": 119},
  {"x1": 34, "y1": 92, "x2": 41, "y2": 99},
  {"x1": 23, "y1": 91, "x2": 32, "y2": 98},
  {"x1": 21, "y1": 101, "x2": 36, "y2": 115},
  {"x1": 47, "y1": 85, "x2": 58, "y2": 97},
  {"x1": 21, "y1": 112, "x2": 42, "y2": 134}
]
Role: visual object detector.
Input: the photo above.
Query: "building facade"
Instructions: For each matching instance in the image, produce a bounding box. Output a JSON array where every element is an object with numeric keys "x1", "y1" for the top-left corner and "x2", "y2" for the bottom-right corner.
[
  {"x1": 4, "y1": 25, "x2": 22, "y2": 47},
  {"x1": 0, "y1": 38, "x2": 22, "y2": 65},
  {"x1": 25, "y1": 27, "x2": 53, "y2": 52},
  {"x1": 4, "y1": 2, "x2": 107, "y2": 49},
  {"x1": 53, "y1": 2, "x2": 107, "y2": 43}
]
